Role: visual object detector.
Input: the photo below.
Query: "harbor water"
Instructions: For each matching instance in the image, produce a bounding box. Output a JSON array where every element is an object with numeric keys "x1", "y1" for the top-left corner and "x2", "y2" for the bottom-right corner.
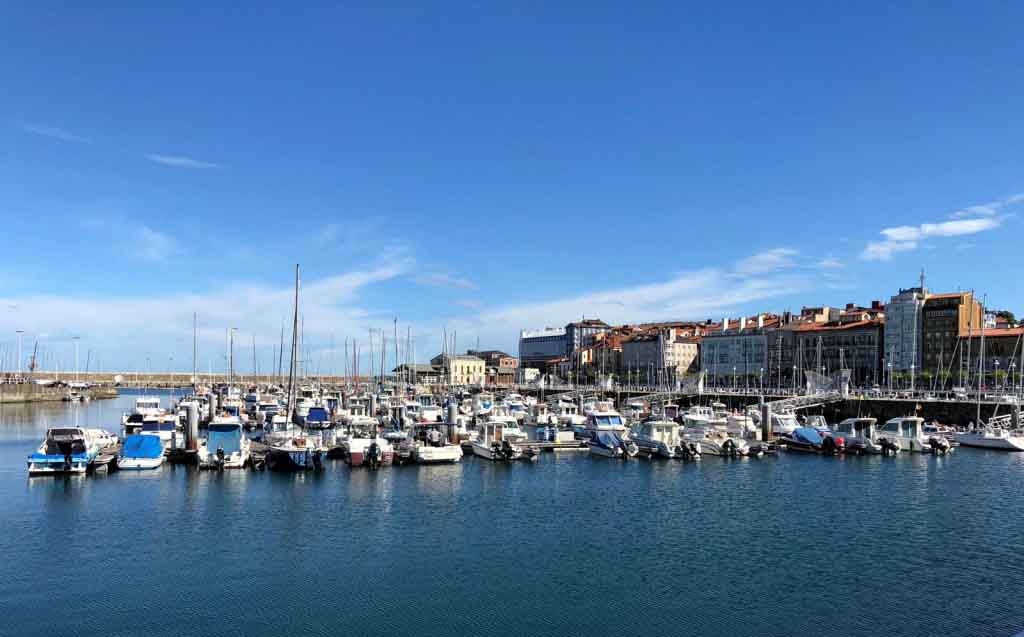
[{"x1": 2, "y1": 390, "x2": 1023, "y2": 637}]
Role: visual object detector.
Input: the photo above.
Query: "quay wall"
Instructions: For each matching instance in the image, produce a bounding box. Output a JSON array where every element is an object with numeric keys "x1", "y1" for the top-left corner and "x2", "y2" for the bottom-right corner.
[{"x1": 0, "y1": 383, "x2": 118, "y2": 404}]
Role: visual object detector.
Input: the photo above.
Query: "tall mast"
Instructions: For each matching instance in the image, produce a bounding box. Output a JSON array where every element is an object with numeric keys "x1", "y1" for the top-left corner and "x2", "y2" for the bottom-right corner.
[
  {"x1": 192, "y1": 312, "x2": 198, "y2": 393},
  {"x1": 286, "y1": 264, "x2": 301, "y2": 426},
  {"x1": 977, "y1": 294, "x2": 985, "y2": 426}
]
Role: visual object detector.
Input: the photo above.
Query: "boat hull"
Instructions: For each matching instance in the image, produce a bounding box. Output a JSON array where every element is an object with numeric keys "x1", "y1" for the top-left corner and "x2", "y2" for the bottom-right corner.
[
  {"x1": 954, "y1": 436, "x2": 1024, "y2": 451},
  {"x1": 118, "y1": 456, "x2": 165, "y2": 470},
  {"x1": 265, "y1": 448, "x2": 324, "y2": 471},
  {"x1": 413, "y1": 445, "x2": 463, "y2": 464}
]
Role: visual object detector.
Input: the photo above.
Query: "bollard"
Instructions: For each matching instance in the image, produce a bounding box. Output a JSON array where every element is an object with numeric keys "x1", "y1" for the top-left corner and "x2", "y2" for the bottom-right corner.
[
  {"x1": 760, "y1": 401, "x2": 772, "y2": 442},
  {"x1": 447, "y1": 402, "x2": 458, "y2": 444},
  {"x1": 187, "y1": 403, "x2": 199, "y2": 451}
]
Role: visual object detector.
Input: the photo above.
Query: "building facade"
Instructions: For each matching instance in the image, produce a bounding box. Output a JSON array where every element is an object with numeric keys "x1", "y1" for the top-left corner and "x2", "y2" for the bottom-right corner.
[
  {"x1": 518, "y1": 328, "x2": 567, "y2": 369},
  {"x1": 565, "y1": 319, "x2": 610, "y2": 354},
  {"x1": 622, "y1": 329, "x2": 699, "y2": 385},
  {"x1": 430, "y1": 354, "x2": 485, "y2": 386},
  {"x1": 884, "y1": 287, "x2": 926, "y2": 373},
  {"x1": 793, "y1": 319, "x2": 884, "y2": 387},
  {"x1": 699, "y1": 316, "x2": 777, "y2": 388},
  {"x1": 922, "y1": 292, "x2": 982, "y2": 376}
]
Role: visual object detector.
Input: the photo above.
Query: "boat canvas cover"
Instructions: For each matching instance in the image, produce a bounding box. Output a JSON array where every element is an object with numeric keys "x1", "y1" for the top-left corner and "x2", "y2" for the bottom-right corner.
[
  {"x1": 206, "y1": 427, "x2": 242, "y2": 455},
  {"x1": 792, "y1": 427, "x2": 823, "y2": 445},
  {"x1": 594, "y1": 431, "x2": 622, "y2": 448},
  {"x1": 306, "y1": 407, "x2": 330, "y2": 423},
  {"x1": 122, "y1": 434, "x2": 163, "y2": 459}
]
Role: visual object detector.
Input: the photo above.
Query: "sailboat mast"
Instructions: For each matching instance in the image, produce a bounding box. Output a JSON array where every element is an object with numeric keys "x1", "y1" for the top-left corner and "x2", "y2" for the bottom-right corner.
[
  {"x1": 192, "y1": 312, "x2": 198, "y2": 393},
  {"x1": 977, "y1": 295, "x2": 986, "y2": 426},
  {"x1": 286, "y1": 264, "x2": 300, "y2": 425}
]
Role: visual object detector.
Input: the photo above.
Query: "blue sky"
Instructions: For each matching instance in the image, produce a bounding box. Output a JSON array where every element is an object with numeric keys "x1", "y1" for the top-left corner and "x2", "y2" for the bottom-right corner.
[{"x1": 2, "y1": 2, "x2": 1022, "y2": 373}]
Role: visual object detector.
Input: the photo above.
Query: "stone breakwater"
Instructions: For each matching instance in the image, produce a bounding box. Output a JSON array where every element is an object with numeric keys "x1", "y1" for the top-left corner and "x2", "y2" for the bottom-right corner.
[{"x1": 0, "y1": 383, "x2": 118, "y2": 404}]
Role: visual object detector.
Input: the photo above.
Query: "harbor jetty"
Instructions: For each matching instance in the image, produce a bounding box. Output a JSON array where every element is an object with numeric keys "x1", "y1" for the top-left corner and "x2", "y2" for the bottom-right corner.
[{"x1": 0, "y1": 381, "x2": 118, "y2": 404}]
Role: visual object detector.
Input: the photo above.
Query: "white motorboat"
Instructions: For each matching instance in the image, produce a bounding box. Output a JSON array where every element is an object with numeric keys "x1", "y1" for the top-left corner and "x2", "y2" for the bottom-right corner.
[
  {"x1": 771, "y1": 412, "x2": 801, "y2": 437},
  {"x1": 631, "y1": 419, "x2": 698, "y2": 459},
  {"x1": 118, "y1": 434, "x2": 165, "y2": 470},
  {"x1": 27, "y1": 427, "x2": 107, "y2": 475},
  {"x1": 471, "y1": 418, "x2": 524, "y2": 461},
  {"x1": 401, "y1": 424, "x2": 462, "y2": 464},
  {"x1": 198, "y1": 416, "x2": 251, "y2": 469},
  {"x1": 583, "y1": 400, "x2": 629, "y2": 437},
  {"x1": 682, "y1": 426, "x2": 751, "y2": 457},
  {"x1": 553, "y1": 400, "x2": 586, "y2": 426},
  {"x1": 833, "y1": 417, "x2": 887, "y2": 454},
  {"x1": 875, "y1": 417, "x2": 952, "y2": 454},
  {"x1": 346, "y1": 435, "x2": 395, "y2": 467}
]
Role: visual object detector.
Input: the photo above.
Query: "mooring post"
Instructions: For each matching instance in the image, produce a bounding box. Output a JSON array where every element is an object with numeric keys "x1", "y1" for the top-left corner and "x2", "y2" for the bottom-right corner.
[{"x1": 760, "y1": 397, "x2": 772, "y2": 442}]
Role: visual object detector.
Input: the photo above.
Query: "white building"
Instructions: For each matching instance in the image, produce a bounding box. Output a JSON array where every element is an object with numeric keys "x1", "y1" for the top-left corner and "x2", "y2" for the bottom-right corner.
[
  {"x1": 699, "y1": 315, "x2": 776, "y2": 383},
  {"x1": 622, "y1": 329, "x2": 698, "y2": 383},
  {"x1": 883, "y1": 287, "x2": 925, "y2": 373}
]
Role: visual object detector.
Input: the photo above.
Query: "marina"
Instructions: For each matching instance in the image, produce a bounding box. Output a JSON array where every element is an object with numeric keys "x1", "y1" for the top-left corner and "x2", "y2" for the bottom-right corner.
[{"x1": 3, "y1": 387, "x2": 1024, "y2": 637}]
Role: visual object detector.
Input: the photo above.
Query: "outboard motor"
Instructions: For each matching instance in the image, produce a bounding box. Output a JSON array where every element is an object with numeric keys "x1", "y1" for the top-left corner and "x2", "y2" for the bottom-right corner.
[
  {"x1": 216, "y1": 447, "x2": 226, "y2": 470},
  {"x1": 367, "y1": 441, "x2": 381, "y2": 469},
  {"x1": 62, "y1": 444, "x2": 73, "y2": 472},
  {"x1": 721, "y1": 438, "x2": 737, "y2": 458},
  {"x1": 879, "y1": 438, "x2": 899, "y2": 456},
  {"x1": 821, "y1": 436, "x2": 837, "y2": 455},
  {"x1": 928, "y1": 436, "x2": 951, "y2": 455},
  {"x1": 312, "y1": 450, "x2": 323, "y2": 469},
  {"x1": 500, "y1": 439, "x2": 515, "y2": 461}
]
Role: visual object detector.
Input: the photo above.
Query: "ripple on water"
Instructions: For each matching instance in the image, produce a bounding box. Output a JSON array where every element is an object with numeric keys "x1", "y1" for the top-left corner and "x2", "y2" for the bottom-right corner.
[{"x1": 1, "y1": 393, "x2": 1023, "y2": 637}]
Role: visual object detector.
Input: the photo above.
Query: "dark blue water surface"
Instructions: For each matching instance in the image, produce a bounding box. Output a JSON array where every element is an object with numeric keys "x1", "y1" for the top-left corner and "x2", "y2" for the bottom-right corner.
[{"x1": 2, "y1": 390, "x2": 1023, "y2": 637}]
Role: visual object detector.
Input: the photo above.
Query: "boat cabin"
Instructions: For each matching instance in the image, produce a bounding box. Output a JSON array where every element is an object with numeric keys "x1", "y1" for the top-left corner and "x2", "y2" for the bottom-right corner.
[{"x1": 879, "y1": 417, "x2": 924, "y2": 439}]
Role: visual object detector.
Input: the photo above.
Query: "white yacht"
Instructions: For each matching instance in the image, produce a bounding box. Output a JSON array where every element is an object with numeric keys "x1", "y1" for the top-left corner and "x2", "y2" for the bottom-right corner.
[
  {"x1": 953, "y1": 416, "x2": 1024, "y2": 451},
  {"x1": 875, "y1": 417, "x2": 952, "y2": 454},
  {"x1": 682, "y1": 426, "x2": 752, "y2": 456}
]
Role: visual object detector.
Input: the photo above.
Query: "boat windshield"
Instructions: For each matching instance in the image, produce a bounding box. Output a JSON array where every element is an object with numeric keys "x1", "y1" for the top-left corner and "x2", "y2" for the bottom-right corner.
[
  {"x1": 594, "y1": 415, "x2": 623, "y2": 426},
  {"x1": 142, "y1": 422, "x2": 176, "y2": 432}
]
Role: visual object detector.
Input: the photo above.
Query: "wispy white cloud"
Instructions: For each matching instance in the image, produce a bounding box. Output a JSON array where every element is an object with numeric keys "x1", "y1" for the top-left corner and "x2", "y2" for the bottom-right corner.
[
  {"x1": 145, "y1": 154, "x2": 220, "y2": 169},
  {"x1": 130, "y1": 225, "x2": 182, "y2": 262},
  {"x1": 413, "y1": 272, "x2": 479, "y2": 291},
  {"x1": 17, "y1": 122, "x2": 91, "y2": 144},
  {"x1": 0, "y1": 260, "x2": 412, "y2": 369},
  {"x1": 861, "y1": 197, "x2": 1009, "y2": 262},
  {"x1": 732, "y1": 248, "x2": 798, "y2": 276},
  {"x1": 949, "y1": 193, "x2": 1024, "y2": 218},
  {"x1": 816, "y1": 256, "x2": 843, "y2": 269}
]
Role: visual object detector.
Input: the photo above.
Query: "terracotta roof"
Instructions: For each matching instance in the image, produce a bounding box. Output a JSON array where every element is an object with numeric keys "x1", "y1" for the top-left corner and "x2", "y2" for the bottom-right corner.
[{"x1": 962, "y1": 327, "x2": 1024, "y2": 338}]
